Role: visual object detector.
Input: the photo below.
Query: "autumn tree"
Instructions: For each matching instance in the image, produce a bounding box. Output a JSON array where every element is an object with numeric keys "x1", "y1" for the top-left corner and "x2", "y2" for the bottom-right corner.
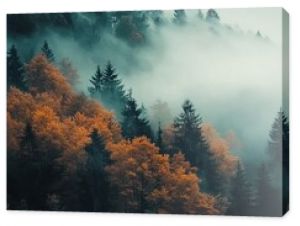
[
  {"x1": 201, "y1": 123, "x2": 238, "y2": 195},
  {"x1": 108, "y1": 137, "x2": 218, "y2": 214},
  {"x1": 121, "y1": 91, "x2": 153, "y2": 140},
  {"x1": 7, "y1": 45, "x2": 26, "y2": 91},
  {"x1": 41, "y1": 40, "x2": 55, "y2": 62}
]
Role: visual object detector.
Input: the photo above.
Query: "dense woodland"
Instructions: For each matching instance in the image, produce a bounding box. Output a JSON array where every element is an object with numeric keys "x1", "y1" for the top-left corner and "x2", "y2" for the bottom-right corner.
[{"x1": 7, "y1": 9, "x2": 288, "y2": 216}]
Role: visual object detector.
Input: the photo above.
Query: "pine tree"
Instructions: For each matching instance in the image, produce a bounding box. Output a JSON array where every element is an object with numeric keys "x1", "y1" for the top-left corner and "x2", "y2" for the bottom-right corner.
[
  {"x1": 121, "y1": 90, "x2": 153, "y2": 140},
  {"x1": 81, "y1": 129, "x2": 110, "y2": 212},
  {"x1": 173, "y1": 10, "x2": 186, "y2": 25},
  {"x1": 41, "y1": 41, "x2": 55, "y2": 62},
  {"x1": 156, "y1": 121, "x2": 163, "y2": 151},
  {"x1": 268, "y1": 109, "x2": 289, "y2": 213},
  {"x1": 255, "y1": 163, "x2": 279, "y2": 216},
  {"x1": 206, "y1": 9, "x2": 220, "y2": 23},
  {"x1": 198, "y1": 10, "x2": 204, "y2": 20},
  {"x1": 7, "y1": 45, "x2": 26, "y2": 91},
  {"x1": 173, "y1": 100, "x2": 207, "y2": 167},
  {"x1": 89, "y1": 61, "x2": 127, "y2": 119},
  {"x1": 228, "y1": 162, "x2": 253, "y2": 215},
  {"x1": 8, "y1": 123, "x2": 63, "y2": 210},
  {"x1": 204, "y1": 150, "x2": 226, "y2": 195},
  {"x1": 88, "y1": 65, "x2": 104, "y2": 97}
]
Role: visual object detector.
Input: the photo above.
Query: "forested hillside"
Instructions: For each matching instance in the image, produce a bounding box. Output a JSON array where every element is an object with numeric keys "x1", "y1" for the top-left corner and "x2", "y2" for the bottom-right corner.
[{"x1": 7, "y1": 9, "x2": 288, "y2": 216}]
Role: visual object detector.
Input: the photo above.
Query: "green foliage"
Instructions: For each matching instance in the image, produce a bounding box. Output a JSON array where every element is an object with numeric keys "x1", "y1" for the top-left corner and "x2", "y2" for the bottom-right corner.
[
  {"x1": 121, "y1": 90, "x2": 153, "y2": 140},
  {"x1": 41, "y1": 41, "x2": 55, "y2": 62},
  {"x1": 7, "y1": 45, "x2": 26, "y2": 91}
]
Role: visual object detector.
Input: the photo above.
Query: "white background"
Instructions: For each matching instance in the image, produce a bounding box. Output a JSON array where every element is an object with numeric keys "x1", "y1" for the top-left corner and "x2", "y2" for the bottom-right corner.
[{"x1": 0, "y1": 0, "x2": 299, "y2": 225}]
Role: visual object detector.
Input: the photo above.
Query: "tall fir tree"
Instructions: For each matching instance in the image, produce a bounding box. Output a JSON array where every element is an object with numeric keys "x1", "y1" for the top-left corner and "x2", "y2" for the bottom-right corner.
[
  {"x1": 88, "y1": 65, "x2": 104, "y2": 97},
  {"x1": 173, "y1": 100, "x2": 208, "y2": 168},
  {"x1": 7, "y1": 45, "x2": 26, "y2": 91},
  {"x1": 255, "y1": 163, "x2": 279, "y2": 216},
  {"x1": 173, "y1": 10, "x2": 186, "y2": 25},
  {"x1": 268, "y1": 109, "x2": 289, "y2": 213},
  {"x1": 228, "y1": 161, "x2": 253, "y2": 215},
  {"x1": 156, "y1": 121, "x2": 163, "y2": 151},
  {"x1": 80, "y1": 129, "x2": 111, "y2": 212},
  {"x1": 121, "y1": 90, "x2": 153, "y2": 140},
  {"x1": 206, "y1": 9, "x2": 220, "y2": 23},
  {"x1": 41, "y1": 41, "x2": 55, "y2": 62},
  {"x1": 7, "y1": 123, "x2": 63, "y2": 210},
  {"x1": 88, "y1": 62, "x2": 126, "y2": 119}
]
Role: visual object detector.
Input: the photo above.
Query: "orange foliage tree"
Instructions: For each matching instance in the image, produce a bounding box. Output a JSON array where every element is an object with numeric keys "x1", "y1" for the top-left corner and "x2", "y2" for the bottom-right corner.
[{"x1": 107, "y1": 137, "x2": 219, "y2": 214}]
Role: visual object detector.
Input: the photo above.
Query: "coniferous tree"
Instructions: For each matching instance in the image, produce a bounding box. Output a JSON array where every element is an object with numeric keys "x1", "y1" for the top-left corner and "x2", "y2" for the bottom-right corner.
[
  {"x1": 80, "y1": 129, "x2": 111, "y2": 212},
  {"x1": 228, "y1": 162, "x2": 253, "y2": 215},
  {"x1": 156, "y1": 121, "x2": 163, "y2": 151},
  {"x1": 8, "y1": 123, "x2": 63, "y2": 210},
  {"x1": 173, "y1": 10, "x2": 186, "y2": 25},
  {"x1": 204, "y1": 150, "x2": 226, "y2": 195},
  {"x1": 88, "y1": 65, "x2": 104, "y2": 97},
  {"x1": 268, "y1": 109, "x2": 289, "y2": 213},
  {"x1": 7, "y1": 45, "x2": 26, "y2": 91},
  {"x1": 41, "y1": 41, "x2": 55, "y2": 62},
  {"x1": 121, "y1": 90, "x2": 153, "y2": 140},
  {"x1": 206, "y1": 9, "x2": 220, "y2": 23},
  {"x1": 198, "y1": 10, "x2": 204, "y2": 20},
  {"x1": 255, "y1": 163, "x2": 278, "y2": 216},
  {"x1": 89, "y1": 62, "x2": 126, "y2": 119},
  {"x1": 173, "y1": 100, "x2": 207, "y2": 168}
]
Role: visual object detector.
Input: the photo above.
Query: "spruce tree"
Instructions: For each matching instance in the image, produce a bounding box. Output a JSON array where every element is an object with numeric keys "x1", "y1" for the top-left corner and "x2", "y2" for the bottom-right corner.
[
  {"x1": 173, "y1": 100, "x2": 207, "y2": 167},
  {"x1": 255, "y1": 163, "x2": 278, "y2": 216},
  {"x1": 88, "y1": 65, "x2": 104, "y2": 98},
  {"x1": 173, "y1": 10, "x2": 186, "y2": 25},
  {"x1": 206, "y1": 9, "x2": 220, "y2": 23},
  {"x1": 7, "y1": 45, "x2": 26, "y2": 91},
  {"x1": 41, "y1": 41, "x2": 55, "y2": 62},
  {"x1": 121, "y1": 90, "x2": 153, "y2": 140},
  {"x1": 82, "y1": 129, "x2": 110, "y2": 212},
  {"x1": 156, "y1": 121, "x2": 163, "y2": 151},
  {"x1": 228, "y1": 162, "x2": 253, "y2": 215}
]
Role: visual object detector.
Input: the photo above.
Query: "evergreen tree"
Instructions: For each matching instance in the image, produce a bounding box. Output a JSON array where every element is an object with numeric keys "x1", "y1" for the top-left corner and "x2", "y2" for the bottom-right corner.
[
  {"x1": 8, "y1": 123, "x2": 63, "y2": 210},
  {"x1": 255, "y1": 163, "x2": 279, "y2": 216},
  {"x1": 173, "y1": 10, "x2": 186, "y2": 25},
  {"x1": 228, "y1": 162, "x2": 253, "y2": 215},
  {"x1": 268, "y1": 109, "x2": 289, "y2": 213},
  {"x1": 206, "y1": 9, "x2": 220, "y2": 23},
  {"x1": 88, "y1": 65, "x2": 104, "y2": 97},
  {"x1": 89, "y1": 62, "x2": 126, "y2": 119},
  {"x1": 7, "y1": 45, "x2": 26, "y2": 91},
  {"x1": 198, "y1": 10, "x2": 204, "y2": 20},
  {"x1": 204, "y1": 150, "x2": 226, "y2": 195},
  {"x1": 156, "y1": 121, "x2": 163, "y2": 151},
  {"x1": 41, "y1": 41, "x2": 55, "y2": 62},
  {"x1": 173, "y1": 100, "x2": 207, "y2": 167},
  {"x1": 80, "y1": 129, "x2": 111, "y2": 212},
  {"x1": 121, "y1": 90, "x2": 153, "y2": 140}
]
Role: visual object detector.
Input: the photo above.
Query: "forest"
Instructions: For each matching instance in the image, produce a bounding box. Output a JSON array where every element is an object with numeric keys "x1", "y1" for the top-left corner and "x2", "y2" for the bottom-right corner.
[{"x1": 7, "y1": 9, "x2": 288, "y2": 216}]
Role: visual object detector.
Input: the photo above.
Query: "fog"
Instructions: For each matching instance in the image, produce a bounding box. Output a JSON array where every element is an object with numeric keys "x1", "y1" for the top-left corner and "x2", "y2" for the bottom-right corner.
[{"x1": 8, "y1": 8, "x2": 284, "y2": 168}]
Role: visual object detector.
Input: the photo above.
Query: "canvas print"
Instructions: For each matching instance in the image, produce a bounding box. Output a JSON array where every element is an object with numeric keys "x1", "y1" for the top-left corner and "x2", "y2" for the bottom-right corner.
[{"x1": 7, "y1": 8, "x2": 289, "y2": 216}]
